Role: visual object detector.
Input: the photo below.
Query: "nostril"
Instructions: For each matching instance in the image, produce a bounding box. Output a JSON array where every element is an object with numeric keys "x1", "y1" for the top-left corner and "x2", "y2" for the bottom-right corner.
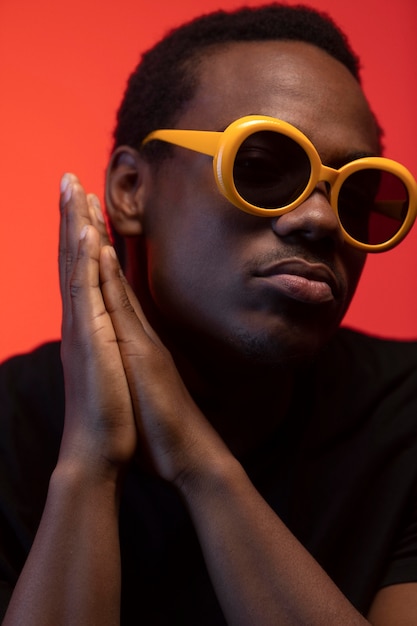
[{"x1": 270, "y1": 190, "x2": 341, "y2": 244}]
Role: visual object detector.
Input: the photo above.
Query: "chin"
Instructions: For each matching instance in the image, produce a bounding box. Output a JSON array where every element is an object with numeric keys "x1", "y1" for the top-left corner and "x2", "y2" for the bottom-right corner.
[
  {"x1": 165, "y1": 304, "x2": 344, "y2": 374},
  {"x1": 219, "y1": 320, "x2": 336, "y2": 371},
  {"x1": 234, "y1": 301, "x2": 345, "y2": 360}
]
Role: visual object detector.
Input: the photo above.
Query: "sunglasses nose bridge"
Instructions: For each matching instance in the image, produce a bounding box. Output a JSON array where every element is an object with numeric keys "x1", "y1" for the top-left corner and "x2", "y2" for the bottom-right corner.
[{"x1": 318, "y1": 164, "x2": 339, "y2": 189}]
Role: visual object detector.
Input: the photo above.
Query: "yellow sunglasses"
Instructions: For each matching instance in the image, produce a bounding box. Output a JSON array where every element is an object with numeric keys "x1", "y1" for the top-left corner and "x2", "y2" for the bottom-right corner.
[{"x1": 143, "y1": 115, "x2": 417, "y2": 252}]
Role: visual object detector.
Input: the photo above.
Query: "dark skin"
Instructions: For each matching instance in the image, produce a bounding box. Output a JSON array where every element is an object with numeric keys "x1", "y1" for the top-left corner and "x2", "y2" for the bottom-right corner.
[{"x1": 4, "y1": 40, "x2": 417, "y2": 625}]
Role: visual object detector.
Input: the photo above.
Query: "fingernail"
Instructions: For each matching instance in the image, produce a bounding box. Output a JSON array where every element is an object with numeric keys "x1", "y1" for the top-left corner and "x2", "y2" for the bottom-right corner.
[
  {"x1": 80, "y1": 225, "x2": 89, "y2": 240},
  {"x1": 89, "y1": 194, "x2": 105, "y2": 223},
  {"x1": 60, "y1": 173, "x2": 73, "y2": 204}
]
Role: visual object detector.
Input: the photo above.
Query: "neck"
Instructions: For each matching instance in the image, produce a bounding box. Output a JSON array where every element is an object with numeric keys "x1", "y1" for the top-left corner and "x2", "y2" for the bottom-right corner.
[{"x1": 163, "y1": 327, "x2": 298, "y2": 459}]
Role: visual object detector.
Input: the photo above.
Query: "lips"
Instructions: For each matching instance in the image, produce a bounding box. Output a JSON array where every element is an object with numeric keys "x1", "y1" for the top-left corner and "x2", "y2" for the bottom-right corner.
[{"x1": 254, "y1": 258, "x2": 340, "y2": 304}]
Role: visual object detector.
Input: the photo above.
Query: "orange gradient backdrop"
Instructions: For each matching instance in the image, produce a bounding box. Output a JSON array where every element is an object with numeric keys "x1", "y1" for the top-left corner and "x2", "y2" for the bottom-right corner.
[{"x1": 1, "y1": 0, "x2": 416, "y2": 363}]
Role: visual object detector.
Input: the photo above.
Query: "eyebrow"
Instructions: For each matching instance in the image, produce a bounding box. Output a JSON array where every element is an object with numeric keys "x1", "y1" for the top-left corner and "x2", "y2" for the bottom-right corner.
[{"x1": 327, "y1": 150, "x2": 380, "y2": 169}]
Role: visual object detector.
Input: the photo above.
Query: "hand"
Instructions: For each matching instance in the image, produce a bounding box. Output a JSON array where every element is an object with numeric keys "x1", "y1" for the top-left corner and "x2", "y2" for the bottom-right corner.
[
  {"x1": 59, "y1": 173, "x2": 228, "y2": 487},
  {"x1": 58, "y1": 174, "x2": 137, "y2": 479},
  {"x1": 96, "y1": 208, "x2": 230, "y2": 486}
]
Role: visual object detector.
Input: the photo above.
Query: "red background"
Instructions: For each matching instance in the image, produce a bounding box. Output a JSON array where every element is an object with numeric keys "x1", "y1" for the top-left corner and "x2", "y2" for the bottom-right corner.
[{"x1": 1, "y1": 0, "x2": 416, "y2": 363}]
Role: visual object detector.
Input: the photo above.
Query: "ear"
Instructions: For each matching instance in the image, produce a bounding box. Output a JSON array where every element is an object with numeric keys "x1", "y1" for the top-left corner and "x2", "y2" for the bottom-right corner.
[{"x1": 105, "y1": 146, "x2": 150, "y2": 236}]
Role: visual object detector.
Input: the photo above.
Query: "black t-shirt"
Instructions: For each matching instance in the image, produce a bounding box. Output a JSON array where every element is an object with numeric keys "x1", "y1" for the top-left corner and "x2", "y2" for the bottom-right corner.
[{"x1": 1, "y1": 328, "x2": 417, "y2": 623}]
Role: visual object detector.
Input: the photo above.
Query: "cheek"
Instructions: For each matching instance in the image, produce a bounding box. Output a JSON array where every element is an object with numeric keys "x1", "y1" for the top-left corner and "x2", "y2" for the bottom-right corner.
[
  {"x1": 143, "y1": 157, "x2": 247, "y2": 315},
  {"x1": 144, "y1": 211, "x2": 237, "y2": 328}
]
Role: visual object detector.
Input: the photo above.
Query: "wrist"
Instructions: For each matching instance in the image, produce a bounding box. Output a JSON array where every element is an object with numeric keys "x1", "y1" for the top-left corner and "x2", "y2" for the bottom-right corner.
[
  {"x1": 50, "y1": 457, "x2": 123, "y2": 504},
  {"x1": 175, "y1": 449, "x2": 244, "y2": 504},
  {"x1": 57, "y1": 423, "x2": 132, "y2": 486}
]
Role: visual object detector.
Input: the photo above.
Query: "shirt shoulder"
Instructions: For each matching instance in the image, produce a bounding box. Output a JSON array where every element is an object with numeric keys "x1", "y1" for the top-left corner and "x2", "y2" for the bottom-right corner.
[
  {"x1": 316, "y1": 328, "x2": 417, "y2": 418},
  {"x1": 326, "y1": 326, "x2": 417, "y2": 369},
  {"x1": 0, "y1": 340, "x2": 63, "y2": 416}
]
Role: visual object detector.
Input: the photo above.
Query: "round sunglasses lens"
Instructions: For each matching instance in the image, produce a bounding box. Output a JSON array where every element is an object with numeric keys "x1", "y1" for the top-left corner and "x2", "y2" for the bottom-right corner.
[
  {"x1": 232, "y1": 130, "x2": 311, "y2": 209},
  {"x1": 338, "y1": 169, "x2": 409, "y2": 246}
]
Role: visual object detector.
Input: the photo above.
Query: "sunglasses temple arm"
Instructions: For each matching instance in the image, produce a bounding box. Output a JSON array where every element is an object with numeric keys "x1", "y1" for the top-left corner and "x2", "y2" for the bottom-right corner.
[
  {"x1": 142, "y1": 129, "x2": 222, "y2": 157},
  {"x1": 374, "y1": 200, "x2": 407, "y2": 220}
]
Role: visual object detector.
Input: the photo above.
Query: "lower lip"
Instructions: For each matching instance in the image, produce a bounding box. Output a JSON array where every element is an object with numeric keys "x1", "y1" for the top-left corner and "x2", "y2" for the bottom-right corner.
[{"x1": 258, "y1": 273, "x2": 334, "y2": 304}]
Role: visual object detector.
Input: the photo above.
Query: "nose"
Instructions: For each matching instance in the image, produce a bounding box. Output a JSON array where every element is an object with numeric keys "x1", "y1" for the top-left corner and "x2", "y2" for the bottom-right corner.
[{"x1": 270, "y1": 183, "x2": 343, "y2": 246}]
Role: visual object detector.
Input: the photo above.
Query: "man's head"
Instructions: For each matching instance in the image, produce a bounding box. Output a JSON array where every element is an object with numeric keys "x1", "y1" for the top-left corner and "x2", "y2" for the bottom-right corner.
[{"x1": 105, "y1": 4, "x2": 381, "y2": 370}]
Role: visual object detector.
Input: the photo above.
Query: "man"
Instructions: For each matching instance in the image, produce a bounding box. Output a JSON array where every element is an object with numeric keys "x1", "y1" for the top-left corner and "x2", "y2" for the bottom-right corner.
[{"x1": 1, "y1": 4, "x2": 417, "y2": 624}]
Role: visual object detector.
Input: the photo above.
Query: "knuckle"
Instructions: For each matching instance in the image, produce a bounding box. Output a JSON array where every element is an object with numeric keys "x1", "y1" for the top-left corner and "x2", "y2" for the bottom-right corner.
[
  {"x1": 69, "y1": 275, "x2": 83, "y2": 299},
  {"x1": 106, "y1": 288, "x2": 134, "y2": 315},
  {"x1": 58, "y1": 246, "x2": 76, "y2": 275},
  {"x1": 120, "y1": 292, "x2": 135, "y2": 313}
]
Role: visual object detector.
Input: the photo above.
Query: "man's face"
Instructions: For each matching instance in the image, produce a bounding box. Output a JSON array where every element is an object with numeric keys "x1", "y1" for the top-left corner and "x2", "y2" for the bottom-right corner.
[{"x1": 138, "y1": 41, "x2": 379, "y2": 366}]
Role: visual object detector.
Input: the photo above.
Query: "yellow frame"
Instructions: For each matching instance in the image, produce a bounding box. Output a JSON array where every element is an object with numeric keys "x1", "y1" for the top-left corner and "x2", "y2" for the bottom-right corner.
[{"x1": 143, "y1": 115, "x2": 417, "y2": 252}]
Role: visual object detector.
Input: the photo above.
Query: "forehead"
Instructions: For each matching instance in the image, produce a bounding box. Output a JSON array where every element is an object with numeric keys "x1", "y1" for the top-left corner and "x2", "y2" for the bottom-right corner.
[{"x1": 178, "y1": 40, "x2": 380, "y2": 157}]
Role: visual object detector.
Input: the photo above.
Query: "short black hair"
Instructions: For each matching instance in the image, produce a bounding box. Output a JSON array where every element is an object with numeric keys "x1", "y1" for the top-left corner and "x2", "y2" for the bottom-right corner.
[{"x1": 113, "y1": 3, "x2": 361, "y2": 157}]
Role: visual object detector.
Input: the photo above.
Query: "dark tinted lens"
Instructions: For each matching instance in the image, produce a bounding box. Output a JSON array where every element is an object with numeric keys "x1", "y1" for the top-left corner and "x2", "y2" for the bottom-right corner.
[
  {"x1": 338, "y1": 169, "x2": 409, "y2": 246},
  {"x1": 233, "y1": 130, "x2": 311, "y2": 209}
]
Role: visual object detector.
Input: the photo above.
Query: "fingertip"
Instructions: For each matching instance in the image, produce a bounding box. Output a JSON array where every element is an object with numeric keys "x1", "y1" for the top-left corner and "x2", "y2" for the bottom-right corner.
[
  {"x1": 60, "y1": 173, "x2": 78, "y2": 205},
  {"x1": 99, "y1": 245, "x2": 119, "y2": 284},
  {"x1": 88, "y1": 194, "x2": 106, "y2": 224},
  {"x1": 102, "y1": 244, "x2": 117, "y2": 261},
  {"x1": 80, "y1": 224, "x2": 89, "y2": 241}
]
